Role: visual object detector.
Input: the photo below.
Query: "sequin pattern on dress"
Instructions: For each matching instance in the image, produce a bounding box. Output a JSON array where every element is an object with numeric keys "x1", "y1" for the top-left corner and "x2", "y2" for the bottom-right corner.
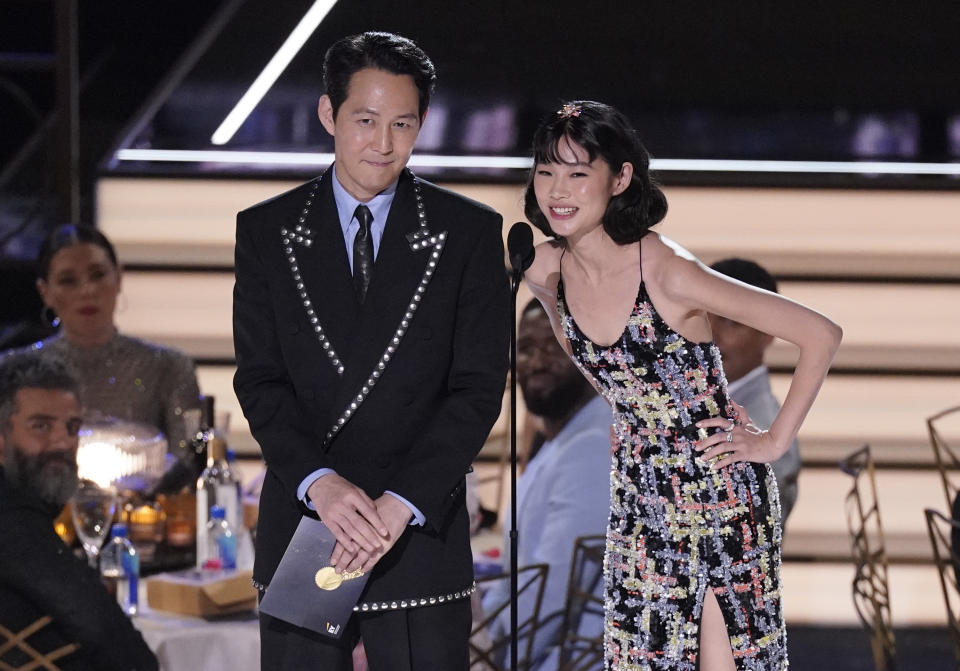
[
  {"x1": 13, "y1": 333, "x2": 201, "y2": 458},
  {"x1": 557, "y1": 278, "x2": 787, "y2": 670}
]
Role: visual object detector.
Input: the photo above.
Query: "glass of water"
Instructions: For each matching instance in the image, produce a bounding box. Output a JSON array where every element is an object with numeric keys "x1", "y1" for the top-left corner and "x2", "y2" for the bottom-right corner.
[{"x1": 70, "y1": 479, "x2": 117, "y2": 568}]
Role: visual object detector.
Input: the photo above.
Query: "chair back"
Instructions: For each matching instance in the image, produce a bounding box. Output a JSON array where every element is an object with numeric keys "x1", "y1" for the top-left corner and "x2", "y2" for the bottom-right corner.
[
  {"x1": 840, "y1": 445, "x2": 895, "y2": 671},
  {"x1": 0, "y1": 615, "x2": 79, "y2": 671},
  {"x1": 471, "y1": 563, "x2": 549, "y2": 671},
  {"x1": 923, "y1": 508, "x2": 960, "y2": 667},
  {"x1": 928, "y1": 406, "x2": 960, "y2": 512},
  {"x1": 557, "y1": 534, "x2": 606, "y2": 671}
]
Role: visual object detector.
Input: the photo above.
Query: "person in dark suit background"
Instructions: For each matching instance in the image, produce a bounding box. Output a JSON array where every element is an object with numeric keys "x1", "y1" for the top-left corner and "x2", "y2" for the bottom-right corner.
[
  {"x1": 709, "y1": 258, "x2": 802, "y2": 525},
  {"x1": 232, "y1": 31, "x2": 509, "y2": 670},
  {"x1": 0, "y1": 350, "x2": 157, "y2": 671}
]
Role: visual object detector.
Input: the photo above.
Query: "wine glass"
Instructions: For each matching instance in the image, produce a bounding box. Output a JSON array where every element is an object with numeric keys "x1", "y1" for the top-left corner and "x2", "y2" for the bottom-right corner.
[{"x1": 70, "y1": 479, "x2": 117, "y2": 568}]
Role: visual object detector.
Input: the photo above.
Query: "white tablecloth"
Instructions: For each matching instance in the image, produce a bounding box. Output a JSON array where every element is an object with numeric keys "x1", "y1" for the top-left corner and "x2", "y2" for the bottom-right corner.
[{"x1": 134, "y1": 607, "x2": 259, "y2": 671}]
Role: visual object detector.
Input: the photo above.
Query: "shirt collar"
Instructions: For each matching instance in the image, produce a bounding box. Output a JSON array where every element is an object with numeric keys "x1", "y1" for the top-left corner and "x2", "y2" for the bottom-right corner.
[
  {"x1": 727, "y1": 364, "x2": 768, "y2": 397},
  {"x1": 331, "y1": 163, "x2": 398, "y2": 237}
]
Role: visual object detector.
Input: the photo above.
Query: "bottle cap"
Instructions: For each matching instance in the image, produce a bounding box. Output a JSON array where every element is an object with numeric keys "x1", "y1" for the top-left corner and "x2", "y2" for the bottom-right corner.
[
  {"x1": 210, "y1": 505, "x2": 226, "y2": 519},
  {"x1": 111, "y1": 523, "x2": 128, "y2": 538}
]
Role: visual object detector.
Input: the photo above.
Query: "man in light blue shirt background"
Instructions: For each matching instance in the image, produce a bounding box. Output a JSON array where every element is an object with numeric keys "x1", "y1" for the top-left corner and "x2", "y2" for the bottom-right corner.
[{"x1": 483, "y1": 299, "x2": 611, "y2": 670}]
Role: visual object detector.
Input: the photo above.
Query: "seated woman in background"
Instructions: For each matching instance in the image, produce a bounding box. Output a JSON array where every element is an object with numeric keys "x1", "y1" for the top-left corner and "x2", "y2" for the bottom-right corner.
[{"x1": 11, "y1": 224, "x2": 200, "y2": 456}]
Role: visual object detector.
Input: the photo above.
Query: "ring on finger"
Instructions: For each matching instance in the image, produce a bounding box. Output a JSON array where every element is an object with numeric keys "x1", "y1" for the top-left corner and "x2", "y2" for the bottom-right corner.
[{"x1": 725, "y1": 431, "x2": 733, "y2": 443}]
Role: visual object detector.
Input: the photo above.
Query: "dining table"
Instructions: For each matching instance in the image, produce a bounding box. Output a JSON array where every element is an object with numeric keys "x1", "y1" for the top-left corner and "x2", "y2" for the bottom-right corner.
[{"x1": 134, "y1": 602, "x2": 260, "y2": 671}]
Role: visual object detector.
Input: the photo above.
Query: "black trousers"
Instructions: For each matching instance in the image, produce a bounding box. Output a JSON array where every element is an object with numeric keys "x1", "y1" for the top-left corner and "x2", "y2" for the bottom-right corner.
[{"x1": 259, "y1": 597, "x2": 472, "y2": 671}]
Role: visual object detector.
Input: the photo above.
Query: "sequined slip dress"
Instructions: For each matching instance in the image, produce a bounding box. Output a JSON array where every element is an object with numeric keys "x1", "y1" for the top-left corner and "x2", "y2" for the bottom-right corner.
[{"x1": 556, "y1": 246, "x2": 788, "y2": 671}]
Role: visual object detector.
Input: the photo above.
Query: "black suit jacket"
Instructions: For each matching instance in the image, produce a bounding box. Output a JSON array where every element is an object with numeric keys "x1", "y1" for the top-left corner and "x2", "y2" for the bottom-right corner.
[
  {"x1": 233, "y1": 169, "x2": 509, "y2": 604},
  {"x1": 0, "y1": 472, "x2": 158, "y2": 671}
]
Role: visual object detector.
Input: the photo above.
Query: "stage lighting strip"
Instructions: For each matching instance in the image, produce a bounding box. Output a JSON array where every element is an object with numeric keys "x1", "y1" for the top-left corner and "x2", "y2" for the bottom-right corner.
[
  {"x1": 115, "y1": 149, "x2": 960, "y2": 175},
  {"x1": 211, "y1": 0, "x2": 338, "y2": 146}
]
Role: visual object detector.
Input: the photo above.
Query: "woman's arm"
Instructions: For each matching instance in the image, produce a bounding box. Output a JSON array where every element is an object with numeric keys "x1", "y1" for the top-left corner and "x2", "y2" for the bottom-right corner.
[
  {"x1": 523, "y1": 241, "x2": 572, "y2": 352},
  {"x1": 662, "y1": 250, "x2": 842, "y2": 466}
]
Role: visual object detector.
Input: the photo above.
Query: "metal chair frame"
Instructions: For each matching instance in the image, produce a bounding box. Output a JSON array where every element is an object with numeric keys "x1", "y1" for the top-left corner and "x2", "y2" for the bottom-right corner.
[
  {"x1": 470, "y1": 563, "x2": 549, "y2": 671},
  {"x1": 923, "y1": 508, "x2": 960, "y2": 668},
  {"x1": 557, "y1": 534, "x2": 606, "y2": 671},
  {"x1": 0, "y1": 615, "x2": 78, "y2": 671},
  {"x1": 840, "y1": 445, "x2": 896, "y2": 671},
  {"x1": 928, "y1": 405, "x2": 960, "y2": 512}
]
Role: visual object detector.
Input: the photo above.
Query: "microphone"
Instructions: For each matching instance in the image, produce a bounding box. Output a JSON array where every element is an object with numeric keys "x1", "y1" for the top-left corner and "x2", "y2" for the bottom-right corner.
[{"x1": 507, "y1": 222, "x2": 535, "y2": 275}]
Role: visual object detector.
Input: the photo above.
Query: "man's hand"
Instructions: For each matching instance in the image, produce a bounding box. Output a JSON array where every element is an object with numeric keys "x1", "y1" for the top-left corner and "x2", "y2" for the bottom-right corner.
[
  {"x1": 308, "y1": 473, "x2": 387, "y2": 556},
  {"x1": 330, "y1": 493, "x2": 413, "y2": 573}
]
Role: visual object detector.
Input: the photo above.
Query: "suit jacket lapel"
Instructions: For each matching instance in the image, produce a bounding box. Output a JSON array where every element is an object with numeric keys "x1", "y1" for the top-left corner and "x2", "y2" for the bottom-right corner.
[
  {"x1": 338, "y1": 174, "x2": 424, "y2": 395},
  {"x1": 285, "y1": 172, "x2": 358, "y2": 377},
  {"x1": 323, "y1": 172, "x2": 449, "y2": 447}
]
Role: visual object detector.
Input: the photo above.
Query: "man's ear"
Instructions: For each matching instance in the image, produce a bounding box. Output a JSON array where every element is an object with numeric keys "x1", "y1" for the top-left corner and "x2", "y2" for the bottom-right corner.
[{"x1": 318, "y1": 95, "x2": 336, "y2": 136}]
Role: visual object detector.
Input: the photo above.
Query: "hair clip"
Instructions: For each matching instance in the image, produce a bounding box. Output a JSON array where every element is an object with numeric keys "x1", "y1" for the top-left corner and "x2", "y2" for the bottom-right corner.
[{"x1": 557, "y1": 103, "x2": 582, "y2": 119}]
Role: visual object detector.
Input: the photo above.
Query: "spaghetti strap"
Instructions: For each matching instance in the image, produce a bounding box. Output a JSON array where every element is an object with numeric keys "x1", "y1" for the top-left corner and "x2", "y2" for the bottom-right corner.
[
  {"x1": 638, "y1": 235, "x2": 643, "y2": 284},
  {"x1": 557, "y1": 244, "x2": 568, "y2": 295}
]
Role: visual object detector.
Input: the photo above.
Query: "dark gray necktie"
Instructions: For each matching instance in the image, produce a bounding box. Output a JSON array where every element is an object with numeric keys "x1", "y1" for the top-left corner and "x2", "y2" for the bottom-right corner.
[{"x1": 353, "y1": 204, "x2": 374, "y2": 302}]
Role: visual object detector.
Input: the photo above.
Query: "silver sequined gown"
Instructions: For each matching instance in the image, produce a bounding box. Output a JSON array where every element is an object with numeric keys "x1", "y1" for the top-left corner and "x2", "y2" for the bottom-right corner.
[
  {"x1": 16, "y1": 333, "x2": 200, "y2": 457},
  {"x1": 557, "y1": 277, "x2": 788, "y2": 670}
]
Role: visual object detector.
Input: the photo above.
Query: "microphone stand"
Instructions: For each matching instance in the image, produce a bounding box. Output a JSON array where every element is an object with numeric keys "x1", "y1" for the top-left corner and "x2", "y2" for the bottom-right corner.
[
  {"x1": 509, "y1": 264, "x2": 522, "y2": 671},
  {"x1": 505, "y1": 221, "x2": 533, "y2": 671}
]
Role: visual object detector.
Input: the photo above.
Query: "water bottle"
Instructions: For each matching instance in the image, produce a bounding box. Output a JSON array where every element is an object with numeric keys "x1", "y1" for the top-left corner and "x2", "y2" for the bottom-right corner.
[
  {"x1": 202, "y1": 505, "x2": 237, "y2": 571},
  {"x1": 100, "y1": 523, "x2": 139, "y2": 615},
  {"x1": 196, "y1": 434, "x2": 240, "y2": 568}
]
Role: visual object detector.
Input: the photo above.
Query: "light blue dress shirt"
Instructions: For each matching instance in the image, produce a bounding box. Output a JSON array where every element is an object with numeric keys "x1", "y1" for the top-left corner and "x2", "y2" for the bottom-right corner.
[
  {"x1": 483, "y1": 395, "x2": 612, "y2": 670},
  {"x1": 296, "y1": 165, "x2": 424, "y2": 526}
]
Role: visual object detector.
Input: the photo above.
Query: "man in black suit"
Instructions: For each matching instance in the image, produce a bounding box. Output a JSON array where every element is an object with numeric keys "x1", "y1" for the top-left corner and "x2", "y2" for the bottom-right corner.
[
  {"x1": 0, "y1": 351, "x2": 157, "y2": 671},
  {"x1": 233, "y1": 32, "x2": 509, "y2": 670}
]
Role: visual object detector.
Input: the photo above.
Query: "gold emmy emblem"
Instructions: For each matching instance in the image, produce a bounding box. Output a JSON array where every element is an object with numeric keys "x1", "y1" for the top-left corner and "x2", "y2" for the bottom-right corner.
[
  {"x1": 315, "y1": 566, "x2": 364, "y2": 591},
  {"x1": 315, "y1": 567, "x2": 342, "y2": 590}
]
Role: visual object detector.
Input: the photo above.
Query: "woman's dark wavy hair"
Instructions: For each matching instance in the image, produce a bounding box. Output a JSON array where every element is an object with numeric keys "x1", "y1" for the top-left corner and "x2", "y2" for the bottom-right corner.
[
  {"x1": 524, "y1": 100, "x2": 667, "y2": 244},
  {"x1": 37, "y1": 224, "x2": 119, "y2": 280}
]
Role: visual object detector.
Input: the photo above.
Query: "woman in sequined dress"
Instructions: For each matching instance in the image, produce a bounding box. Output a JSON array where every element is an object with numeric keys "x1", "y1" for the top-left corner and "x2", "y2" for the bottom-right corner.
[
  {"x1": 522, "y1": 102, "x2": 842, "y2": 671},
  {"x1": 8, "y1": 225, "x2": 200, "y2": 457}
]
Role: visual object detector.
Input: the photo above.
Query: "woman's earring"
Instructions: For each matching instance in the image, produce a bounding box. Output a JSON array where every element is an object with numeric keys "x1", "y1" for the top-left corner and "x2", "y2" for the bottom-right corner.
[{"x1": 41, "y1": 305, "x2": 60, "y2": 328}]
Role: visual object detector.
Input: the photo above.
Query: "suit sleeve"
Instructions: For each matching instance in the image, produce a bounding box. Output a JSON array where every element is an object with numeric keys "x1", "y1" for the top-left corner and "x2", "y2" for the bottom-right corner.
[
  {"x1": 387, "y1": 212, "x2": 510, "y2": 528},
  {"x1": 232, "y1": 211, "x2": 331, "y2": 494},
  {"x1": 0, "y1": 509, "x2": 158, "y2": 671}
]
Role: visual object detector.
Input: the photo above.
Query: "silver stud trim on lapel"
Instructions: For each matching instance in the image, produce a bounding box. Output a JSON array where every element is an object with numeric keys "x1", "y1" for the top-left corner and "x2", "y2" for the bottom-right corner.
[
  {"x1": 282, "y1": 176, "x2": 345, "y2": 376},
  {"x1": 309, "y1": 169, "x2": 447, "y2": 447},
  {"x1": 324, "y1": 226, "x2": 447, "y2": 446},
  {"x1": 276, "y1": 170, "x2": 456, "y2": 446}
]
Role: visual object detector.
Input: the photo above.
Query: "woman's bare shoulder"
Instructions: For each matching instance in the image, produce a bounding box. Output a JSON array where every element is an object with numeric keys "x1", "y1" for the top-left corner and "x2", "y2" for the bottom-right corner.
[
  {"x1": 642, "y1": 230, "x2": 694, "y2": 270},
  {"x1": 525, "y1": 240, "x2": 563, "y2": 295}
]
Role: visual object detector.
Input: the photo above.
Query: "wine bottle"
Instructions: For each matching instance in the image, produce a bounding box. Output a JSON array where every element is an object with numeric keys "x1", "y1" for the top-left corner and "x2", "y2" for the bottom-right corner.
[{"x1": 195, "y1": 428, "x2": 240, "y2": 569}]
